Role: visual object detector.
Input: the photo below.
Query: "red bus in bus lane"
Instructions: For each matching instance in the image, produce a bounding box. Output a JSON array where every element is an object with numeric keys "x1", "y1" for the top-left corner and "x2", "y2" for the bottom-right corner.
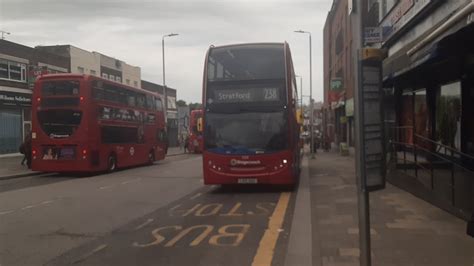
[
  {"x1": 201, "y1": 43, "x2": 301, "y2": 186},
  {"x1": 187, "y1": 109, "x2": 203, "y2": 153},
  {"x1": 31, "y1": 74, "x2": 167, "y2": 173}
]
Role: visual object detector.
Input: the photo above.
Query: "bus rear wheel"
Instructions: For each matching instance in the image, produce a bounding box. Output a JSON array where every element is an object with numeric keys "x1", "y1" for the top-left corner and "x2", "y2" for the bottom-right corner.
[{"x1": 107, "y1": 155, "x2": 117, "y2": 172}]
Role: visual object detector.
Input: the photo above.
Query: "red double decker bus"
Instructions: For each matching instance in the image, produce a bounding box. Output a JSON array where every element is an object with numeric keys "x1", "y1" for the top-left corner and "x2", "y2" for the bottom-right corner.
[
  {"x1": 202, "y1": 43, "x2": 301, "y2": 186},
  {"x1": 187, "y1": 109, "x2": 203, "y2": 153},
  {"x1": 31, "y1": 74, "x2": 167, "y2": 173}
]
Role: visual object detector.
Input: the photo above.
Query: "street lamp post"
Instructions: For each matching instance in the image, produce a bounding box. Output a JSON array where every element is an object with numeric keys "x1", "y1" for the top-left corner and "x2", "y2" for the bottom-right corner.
[
  {"x1": 295, "y1": 75, "x2": 303, "y2": 112},
  {"x1": 162, "y1": 33, "x2": 179, "y2": 121},
  {"x1": 295, "y1": 30, "x2": 314, "y2": 158}
]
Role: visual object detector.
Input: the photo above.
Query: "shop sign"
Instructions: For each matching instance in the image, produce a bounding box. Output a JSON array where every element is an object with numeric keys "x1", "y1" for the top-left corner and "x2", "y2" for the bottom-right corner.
[
  {"x1": 340, "y1": 116, "x2": 348, "y2": 124},
  {"x1": 381, "y1": 0, "x2": 431, "y2": 42},
  {"x1": 345, "y1": 98, "x2": 354, "y2": 117},
  {"x1": 330, "y1": 78, "x2": 343, "y2": 91},
  {"x1": 364, "y1": 27, "x2": 383, "y2": 44},
  {"x1": 0, "y1": 91, "x2": 32, "y2": 106}
]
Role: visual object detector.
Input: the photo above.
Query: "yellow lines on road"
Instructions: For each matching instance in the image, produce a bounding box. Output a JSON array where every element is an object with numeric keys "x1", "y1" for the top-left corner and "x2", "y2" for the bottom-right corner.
[{"x1": 252, "y1": 192, "x2": 291, "y2": 266}]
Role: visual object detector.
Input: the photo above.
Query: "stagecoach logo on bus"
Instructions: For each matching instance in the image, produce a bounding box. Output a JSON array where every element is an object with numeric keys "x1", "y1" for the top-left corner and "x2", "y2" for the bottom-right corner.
[
  {"x1": 129, "y1": 147, "x2": 135, "y2": 156},
  {"x1": 230, "y1": 159, "x2": 261, "y2": 166}
]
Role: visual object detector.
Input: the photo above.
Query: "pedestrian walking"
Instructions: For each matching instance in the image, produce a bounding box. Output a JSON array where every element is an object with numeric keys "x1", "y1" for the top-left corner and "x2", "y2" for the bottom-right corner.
[
  {"x1": 184, "y1": 135, "x2": 190, "y2": 153},
  {"x1": 20, "y1": 132, "x2": 32, "y2": 168}
]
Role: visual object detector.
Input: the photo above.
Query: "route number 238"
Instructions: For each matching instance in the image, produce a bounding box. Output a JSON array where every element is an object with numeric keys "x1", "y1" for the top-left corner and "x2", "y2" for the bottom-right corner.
[{"x1": 263, "y1": 88, "x2": 278, "y2": 101}]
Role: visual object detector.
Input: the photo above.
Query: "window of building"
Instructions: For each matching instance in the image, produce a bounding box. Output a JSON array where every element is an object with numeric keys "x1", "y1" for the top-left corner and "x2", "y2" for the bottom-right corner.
[
  {"x1": 335, "y1": 30, "x2": 343, "y2": 55},
  {"x1": 0, "y1": 59, "x2": 27, "y2": 82},
  {"x1": 156, "y1": 98, "x2": 163, "y2": 111},
  {"x1": 102, "y1": 73, "x2": 108, "y2": 79},
  {"x1": 90, "y1": 70, "x2": 97, "y2": 76},
  {"x1": 109, "y1": 74, "x2": 115, "y2": 81},
  {"x1": 167, "y1": 96, "x2": 176, "y2": 109},
  {"x1": 126, "y1": 79, "x2": 130, "y2": 85},
  {"x1": 134, "y1": 81, "x2": 138, "y2": 87},
  {"x1": 116, "y1": 76, "x2": 121, "y2": 83},
  {"x1": 77, "y1": 67, "x2": 85, "y2": 74},
  {"x1": 436, "y1": 81, "x2": 462, "y2": 151}
]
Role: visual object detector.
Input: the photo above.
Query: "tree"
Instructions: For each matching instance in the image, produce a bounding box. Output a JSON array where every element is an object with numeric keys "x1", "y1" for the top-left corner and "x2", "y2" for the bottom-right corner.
[
  {"x1": 188, "y1": 102, "x2": 202, "y2": 110},
  {"x1": 176, "y1": 100, "x2": 187, "y2": 107}
]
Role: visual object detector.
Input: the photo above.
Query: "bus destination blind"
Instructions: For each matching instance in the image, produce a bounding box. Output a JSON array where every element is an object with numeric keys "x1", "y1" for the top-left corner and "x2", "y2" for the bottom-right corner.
[{"x1": 212, "y1": 87, "x2": 280, "y2": 103}]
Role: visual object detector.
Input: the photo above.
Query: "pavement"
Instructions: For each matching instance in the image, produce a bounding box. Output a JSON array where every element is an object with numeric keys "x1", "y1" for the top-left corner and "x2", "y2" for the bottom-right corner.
[
  {"x1": 307, "y1": 150, "x2": 474, "y2": 266},
  {"x1": 0, "y1": 147, "x2": 186, "y2": 180},
  {"x1": 0, "y1": 154, "x2": 41, "y2": 180}
]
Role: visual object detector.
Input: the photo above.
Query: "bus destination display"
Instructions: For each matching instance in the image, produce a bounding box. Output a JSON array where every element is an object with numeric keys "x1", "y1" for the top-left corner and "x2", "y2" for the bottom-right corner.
[{"x1": 212, "y1": 87, "x2": 280, "y2": 103}]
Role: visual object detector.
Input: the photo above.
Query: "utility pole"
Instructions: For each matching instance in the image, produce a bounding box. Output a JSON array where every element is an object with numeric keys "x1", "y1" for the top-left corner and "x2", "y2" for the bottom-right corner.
[
  {"x1": 162, "y1": 33, "x2": 179, "y2": 122},
  {"x1": 352, "y1": 0, "x2": 371, "y2": 263},
  {"x1": 294, "y1": 30, "x2": 314, "y2": 158},
  {"x1": 352, "y1": 0, "x2": 386, "y2": 265}
]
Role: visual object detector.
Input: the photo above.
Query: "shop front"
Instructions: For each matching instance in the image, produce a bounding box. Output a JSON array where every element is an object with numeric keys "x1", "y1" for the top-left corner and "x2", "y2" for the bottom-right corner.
[
  {"x1": 383, "y1": 15, "x2": 474, "y2": 219},
  {"x1": 0, "y1": 89, "x2": 32, "y2": 155}
]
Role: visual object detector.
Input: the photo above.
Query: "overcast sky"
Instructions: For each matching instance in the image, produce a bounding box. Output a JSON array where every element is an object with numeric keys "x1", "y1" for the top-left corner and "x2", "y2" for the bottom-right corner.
[{"x1": 0, "y1": 0, "x2": 332, "y2": 103}]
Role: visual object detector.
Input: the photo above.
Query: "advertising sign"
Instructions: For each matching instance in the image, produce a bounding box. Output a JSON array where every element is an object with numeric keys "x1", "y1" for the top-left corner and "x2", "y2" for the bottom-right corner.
[{"x1": 381, "y1": 0, "x2": 432, "y2": 42}]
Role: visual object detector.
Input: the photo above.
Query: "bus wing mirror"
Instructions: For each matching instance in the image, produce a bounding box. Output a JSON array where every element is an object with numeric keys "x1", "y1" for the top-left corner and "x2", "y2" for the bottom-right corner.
[
  {"x1": 296, "y1": 109, "x2": 303, "y2": 124},
  {"x1": 197, "y1": 118, "x2": 203, "y2": 132}
]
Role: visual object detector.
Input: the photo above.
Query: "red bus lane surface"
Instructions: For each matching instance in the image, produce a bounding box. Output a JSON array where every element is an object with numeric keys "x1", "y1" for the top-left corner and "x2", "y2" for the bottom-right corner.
[{"x1": 45, "y1": 186, "x2": 295, "y2": 266}]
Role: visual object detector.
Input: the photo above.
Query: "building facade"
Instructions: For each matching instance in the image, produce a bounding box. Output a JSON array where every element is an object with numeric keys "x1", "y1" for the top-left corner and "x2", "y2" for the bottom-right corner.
[
  {"x1": 0, "y1": 40, "x2": 69, "y2": 154},
  {"x1": 141, "y1": 80, "x2": 178, "y2": 147},
  {"x1": 323, "y1": 0, "x2": 355, "y2": 148},
  {"x1": 373, "y1": 0, "x2": 474, "y2": 219},
  {"x1": 36, "y1": 45, "x2": 141, "y2": 89}
]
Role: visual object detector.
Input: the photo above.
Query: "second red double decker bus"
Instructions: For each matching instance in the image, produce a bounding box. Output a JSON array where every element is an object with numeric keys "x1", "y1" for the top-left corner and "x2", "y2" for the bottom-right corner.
[
  {"x1": 31, "y1": 74, "x2": 167, "y2": 173},
  {"x1": 201, "y1": 42, "x2": 301, "y2": 186},
  {"x1": 187, "y1": 109, "x2": 203, "y2": 153}
]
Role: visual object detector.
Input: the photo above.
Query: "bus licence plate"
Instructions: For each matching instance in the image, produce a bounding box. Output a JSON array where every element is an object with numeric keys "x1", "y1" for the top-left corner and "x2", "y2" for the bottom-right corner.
[{"x1": 238, "y1": 178, "x2": 258, "y2": 184}]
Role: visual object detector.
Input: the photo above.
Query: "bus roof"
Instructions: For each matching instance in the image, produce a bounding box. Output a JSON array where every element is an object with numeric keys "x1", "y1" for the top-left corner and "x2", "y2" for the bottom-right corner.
[
  {"x1": 208, "y1": 42, "x2": 286, "y2": 50},
  {"x1": 36, "y1": 73, "x2": 163, "y2": 98}
]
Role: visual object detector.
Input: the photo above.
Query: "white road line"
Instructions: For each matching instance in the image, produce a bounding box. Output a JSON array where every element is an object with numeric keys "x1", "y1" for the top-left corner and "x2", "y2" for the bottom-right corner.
[
  {"x1": 121, "y1": 178, "x2": 141, "y2": 185},
  {"x1": 99, "y1": 185, "x2": 115, "y2": 190},
  {"x1": 21, "y1": 205, "x2": 36, "y2": 210},
  {"x1": 190, "y1": 193, "x2": 202, "y2": 200},
  {"x1": 134, "y1": 218, "x2": 154, "y2": 230},
  {"x1": 72, "y1": 244, "x2": 108, "y2": 264},
  {"x1": 0, "y1": 210, "x2": 14, "y2": 215},
  {"x1": 40, "y1": 200, "x2": 54, "y2": 205}
]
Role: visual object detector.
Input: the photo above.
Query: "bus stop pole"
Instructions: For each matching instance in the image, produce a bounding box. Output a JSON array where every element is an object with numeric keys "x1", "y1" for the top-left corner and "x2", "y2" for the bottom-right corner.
[{"x1": 352, "y1": 0, "x2": 371, "y2": 265}]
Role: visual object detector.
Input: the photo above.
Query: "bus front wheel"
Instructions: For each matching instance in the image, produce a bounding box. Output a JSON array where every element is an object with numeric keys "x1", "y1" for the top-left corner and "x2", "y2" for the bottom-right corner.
[{"x1": 107, "y1": 155, "x2": 117, "y2": 172}]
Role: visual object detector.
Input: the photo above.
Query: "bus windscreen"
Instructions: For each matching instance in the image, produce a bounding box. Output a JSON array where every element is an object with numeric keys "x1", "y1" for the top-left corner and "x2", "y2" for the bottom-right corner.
[{"x1": 207, "y1": 44, "x2": 285, "y2": 82}]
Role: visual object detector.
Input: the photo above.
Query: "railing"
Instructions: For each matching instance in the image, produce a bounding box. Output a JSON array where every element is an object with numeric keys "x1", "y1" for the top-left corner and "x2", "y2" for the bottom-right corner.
[{"x1": 389, "y1": 126, "x2": 474, "y2": 209}]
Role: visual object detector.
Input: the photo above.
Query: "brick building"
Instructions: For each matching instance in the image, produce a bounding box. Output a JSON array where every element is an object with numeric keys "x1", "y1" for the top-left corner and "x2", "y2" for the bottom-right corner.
[{"x1": 323, "y1": 0, "x2": 355, "y2": 148}]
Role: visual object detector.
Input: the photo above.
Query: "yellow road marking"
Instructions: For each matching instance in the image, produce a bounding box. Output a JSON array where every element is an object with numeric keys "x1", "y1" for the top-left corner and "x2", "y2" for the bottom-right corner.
[{"x1": 252, "y1": 192, "x2": 291, "y2": 266}]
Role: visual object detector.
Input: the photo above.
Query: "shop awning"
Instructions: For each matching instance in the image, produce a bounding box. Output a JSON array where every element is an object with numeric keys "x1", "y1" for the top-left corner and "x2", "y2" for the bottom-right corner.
[{"x1": 383, "y1": 2, "x2": 474, "y2": 85}]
